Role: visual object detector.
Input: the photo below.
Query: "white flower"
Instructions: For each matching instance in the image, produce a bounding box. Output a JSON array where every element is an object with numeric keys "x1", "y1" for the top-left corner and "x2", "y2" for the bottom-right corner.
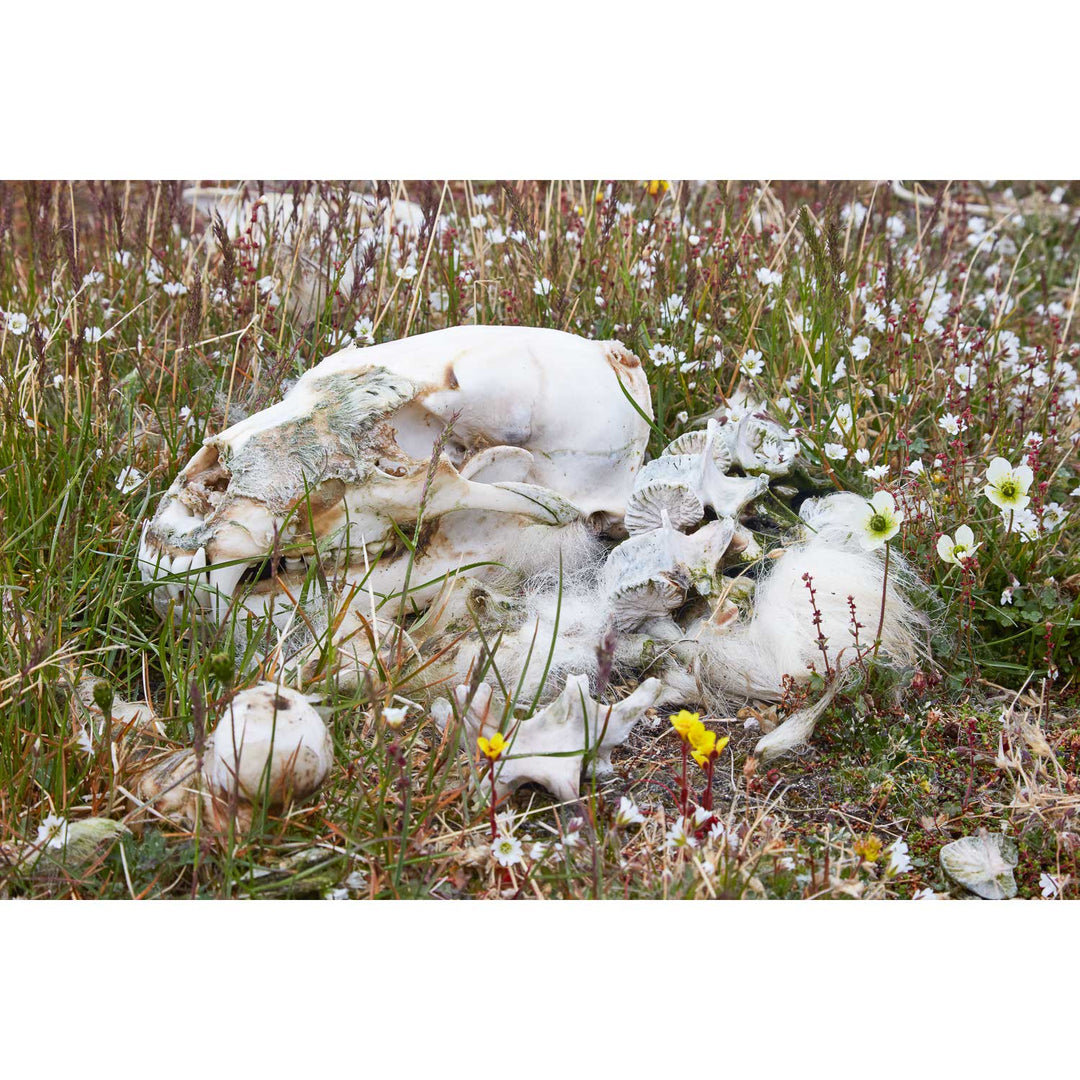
[
  {"x1": 1049, "y1": 186, "x2": 1066, "y2": 205},
  {"x1": 495, "y1": 809, "x2": 517, "y2": 836},
  {"x1": 115, "y1": 466, "x2": 146, "y2": 494},
  {"x1": 594, "y1": 285, "x2": 605, "y2": 309},
  {"x1": 830, "y1": 403, "x2": 854, "y2": 436},
  {"x1": 823, "y1": 442, "x2": 849, "y2": 461},
  {"x1": 850, "y1": 335, "x2": 871, "y2": 361},
  {"x1": 953, "y1": 364, "x2": 978, "y2": 389},
  {"x1": 4, "y1": 311, "x2": 29, "y2": 335},
  {"x1": 1000, "y1": 587, "x2": 1014, "y2": 605},
  {"x1": 660, "y1": 293, "x2": 688, "y2": 324},
  {"x1": 1040, "y1": 872, "x2": 1060, "y2": 898},
  {"x1": 562, "y1": 821, "x2": 584, "y2": 849},
  {"x1": 886, "y1": 839, "x2": 913, "y2": 876},
  {"x1": 84, "y1": 326, "x2": 104, "y2": 344},
  {"x1": 1004, "y1": 506, "x2": 1040, "y2": 541},
  {"x1": 51, "y1": 374, "x2": 65, "y2": 389},
  {"x1": 35, "y1": 813, "x2": 69, "y2": 850},
  {"x1": 665, "y1": 816, "x2": 698, "y2": 852},
  {"x1": 936, "y1": 524, "x2": 980, "y2": 565},
  {"x1": 905, "y1": 460, "x2": 925, "y2": 476},
  {"x1": 81, "y1": 269, "x2": 104, "y2": 288},
  {"x1": 162, "y1": 281, "x2": 188, "y2": 298},
  {"x1": 864, "y1": 464, "x2": 890, "y2": 480},
  {"x1": 938, "y1": 412, "x2": 966, "y2": 437},
  {"x1": 755, "y1": 267, "x2": 782, "y2": 288},
  {"x1": 648, "y1": 344, "x2": 684, "y2": 368},
  {"x1": 533, "y1": 277, "x2": 552, "y2": 297},
  {"x1": 858, "y1": 490, "x2": 904, "y2": 550},
  {"x1": 740, "y1": 349, "x2": 764, "y2": 377},
  {"x1": 614, "y1": 796, "x2": 645, "y2": 828},
  {"x1": 912, "y1": 887, "x2": 938, "y2": 900},
  {"x1": 983, "y1": 457, "x2": 1033, "y2": 512},
  {"x1": 854, "y1": 447, "x2": 870, "y2": 465},
  {"x1": 353, "y1": 316, "x2": 375, "y2": 345},
  {"x1": 382, "y1": 705, "x2": 408, "y2": 730},
  {"x1": 841, "y1": 202, "x2": 868, "y2": 228},
  {"x1": 1042, "y1": 502, "x2": 1066, "y2": 531},
  {"x1": 115, "y1": 250, "x2": 133, "y2": 268},
  {"x1": 864, "y1": 302, "x2": 886, "y2": 332},
  {"x1": 491, "y1": 834, "x2": 524, "y2": 868}
]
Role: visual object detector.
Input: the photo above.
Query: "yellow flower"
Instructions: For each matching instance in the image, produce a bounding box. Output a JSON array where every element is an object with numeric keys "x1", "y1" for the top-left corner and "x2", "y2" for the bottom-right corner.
[
  {"x1": 690, "y1": 729, "x2": 730, "y2": 768},
  {"x1": 643, "y1": 180, "x2": 670, "y2": 197},
  {"x1": 670, "y1": 710, "x2": 703, "y2": 744},
  {"x1": 477, "y1": 731, "x2": 507, "y2": 760},
  {"x1": 853, "y1": 833, "x2": 883, "y2": 863}
]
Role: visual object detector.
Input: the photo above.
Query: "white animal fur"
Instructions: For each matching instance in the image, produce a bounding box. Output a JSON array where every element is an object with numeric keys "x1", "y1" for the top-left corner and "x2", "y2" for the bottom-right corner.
[{"x1": 677, "y1": 492, "x2": 930, "y2": 759}]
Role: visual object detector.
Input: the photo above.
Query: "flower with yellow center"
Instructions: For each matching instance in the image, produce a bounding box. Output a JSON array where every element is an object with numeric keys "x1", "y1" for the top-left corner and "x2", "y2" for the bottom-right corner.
[
  {"x1": 689, "y1": 728, "x2": 731, "y2": 769},
  {"x1": 477, "y1": 731, "x2": 507, "y2": 761},
  {"x1": 643, "y1": 180, "x2": 670, "y2": 197},
  {"x1": 983, "y1": 456, "x2": 1033, "y2": 512},
  {"x1": 670, "y1": 710, "x2": 704, "y2": 744},
  {"x1": 858, "y1": 490, "x2": 904, "y2": 550},
  {"x1": 936, "y1": 524, "x2": 980, "y2": 566},
  {"x1": 853, "y1": 833, "x2": 883, "y2": 863}
]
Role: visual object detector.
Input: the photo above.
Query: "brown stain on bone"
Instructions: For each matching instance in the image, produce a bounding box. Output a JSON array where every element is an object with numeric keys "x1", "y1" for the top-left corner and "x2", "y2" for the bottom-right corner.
[{"x1": 603, "y1": 341, "x2": 641, "y2": 370}]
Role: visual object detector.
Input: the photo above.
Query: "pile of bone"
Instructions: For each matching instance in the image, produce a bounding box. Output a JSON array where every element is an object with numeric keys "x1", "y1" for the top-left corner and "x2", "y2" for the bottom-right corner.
[
  {"x1": 604, "y1": 414, "x2": 797, "y2": 630},
  {"x1": 433, "y1": 412, "x2": 801, "y2": 800}
]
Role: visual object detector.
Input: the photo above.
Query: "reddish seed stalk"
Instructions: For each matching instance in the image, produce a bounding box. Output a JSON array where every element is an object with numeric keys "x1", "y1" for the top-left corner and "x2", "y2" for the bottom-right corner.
[{"x1": 680, "y1": 743, "x2": 689, "y2": 818}]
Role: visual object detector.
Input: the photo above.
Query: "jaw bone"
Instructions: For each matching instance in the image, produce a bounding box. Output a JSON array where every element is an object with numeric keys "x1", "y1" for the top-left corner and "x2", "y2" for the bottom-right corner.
[{"x1": 431, "y1": 675, "x2": 663, "y2": 803}]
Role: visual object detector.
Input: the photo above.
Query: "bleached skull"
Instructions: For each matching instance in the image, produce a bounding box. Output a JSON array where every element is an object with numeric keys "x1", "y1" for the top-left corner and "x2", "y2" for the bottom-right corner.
[{"x1": 139, "y1": 325, "x2": 653, "y2": 639}]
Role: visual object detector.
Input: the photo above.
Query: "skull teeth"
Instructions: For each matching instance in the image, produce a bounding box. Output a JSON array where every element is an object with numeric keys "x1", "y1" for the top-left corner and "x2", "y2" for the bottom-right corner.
[{"x1": 137, "y1": 533, "x2": 356, "y2": 618}]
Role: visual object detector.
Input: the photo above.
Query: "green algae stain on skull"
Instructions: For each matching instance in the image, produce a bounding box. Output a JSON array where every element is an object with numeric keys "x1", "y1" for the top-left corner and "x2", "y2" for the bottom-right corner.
[{"x1": 210, "y1": 369, "x2": 419, "y2": 514}]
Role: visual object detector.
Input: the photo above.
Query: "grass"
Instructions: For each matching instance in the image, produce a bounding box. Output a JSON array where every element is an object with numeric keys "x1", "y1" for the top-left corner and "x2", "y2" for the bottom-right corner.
[{"x1": 1, "y1": 179, "x2": 1077, "y2": 900}]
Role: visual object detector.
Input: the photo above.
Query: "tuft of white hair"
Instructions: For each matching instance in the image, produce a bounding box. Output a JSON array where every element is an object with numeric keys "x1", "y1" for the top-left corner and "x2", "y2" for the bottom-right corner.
[{"x1": 681, "y1": 493, "x2": 931, "y2": 759}]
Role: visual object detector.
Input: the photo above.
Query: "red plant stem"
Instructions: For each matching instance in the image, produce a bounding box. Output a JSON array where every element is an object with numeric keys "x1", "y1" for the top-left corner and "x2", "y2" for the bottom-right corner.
[
  {"x1": 704, "y1": 756, "x2": 715, "y2": 812},
  {"x1": 680, "y1": 743, "x2": 688, "y2": 817},
  {"x1": 488, "y1": 758, "x2": 498, "y2": 840}
]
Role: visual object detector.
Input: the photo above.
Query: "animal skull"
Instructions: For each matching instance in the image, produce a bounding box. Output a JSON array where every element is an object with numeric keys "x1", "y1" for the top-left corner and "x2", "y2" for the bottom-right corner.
[{"x1": 139, "y1": 325, "x2": 653, "y2": 642}]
